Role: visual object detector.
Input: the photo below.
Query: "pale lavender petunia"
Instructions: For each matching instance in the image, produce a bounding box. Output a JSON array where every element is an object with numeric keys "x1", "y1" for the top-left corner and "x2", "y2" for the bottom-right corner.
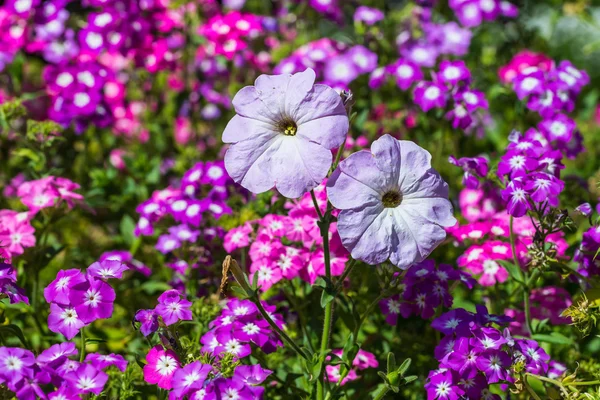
[
  {"x1": 327, "y1": 134, "x2": 456, "y2": 269},
  {"x1": 223, "y1": 68, "x2": 349, "y2": 198}
]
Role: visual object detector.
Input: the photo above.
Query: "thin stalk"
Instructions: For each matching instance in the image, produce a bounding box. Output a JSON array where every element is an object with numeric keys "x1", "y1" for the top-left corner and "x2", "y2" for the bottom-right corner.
[
  {"x1": 524, "y1": 376, "x2": 542, "y2": 400},
  {"x1": 317, "y1": 225, "x2": 333, "y2": 400},
  {"x1": 310, "y1": 189, "x2": 324, "y2": 221},
  {"x1": 252, "y1": 296, "x2": 309, "y2": 361},
  {"x1": 80, "y1": 327, "x2": 86, "y2": 362},
  {"x1": 372, "y1": 386, "x2": 389, "y2": 400},
  {"x1": 284, "y1": 281, "x2": 315, "y2": 353},
  {"x1": 334, "y1": 259, "x2": 357, "y2": 293}
]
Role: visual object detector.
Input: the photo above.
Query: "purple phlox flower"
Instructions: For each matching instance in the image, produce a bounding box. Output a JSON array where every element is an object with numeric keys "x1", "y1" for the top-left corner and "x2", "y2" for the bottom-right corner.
[
  {"x1": 413, "y1": 81, "x2": 448, "y2": 112},
  {"x1": 327, "y1": 134, "x2": 456, "y2": 269},
  {"x1": 449, "y1": 155, "x2": 489, "y2": 189},
  {"x1": 575, "y1": 203, "x2": 593, "y2": 217},
  {"x1": 445, "y1": 103, "x2": 473, "y2": 129},
  {"x1": 438, "y1": 60, "x2": 471, "y2": 86},
  {"x1": 425, "y1": 369, "x2": 464, "y2": 399},
  {"x1": 66, "y1": 363, "x2": 108, "y2": 395},
  {"x1": 170, "y1": 361, "x2": 212, "y2": 399},
  {"x1": 432, "y1": 309, "x2": 474, "y2": 337},
  {"x1": 155, "y1": 289, "x2": 192, "y2": 326},
  {"x1": 48, "y1": 385, "x2": 80, "y2": 400},
  {"x1": 48, "y1": 302, "x2": 86, "y2": 340},
  {"x1": 234, "y1": 364, "x2": 272, "y2": 397},
  {"x1": 387, "y1": 58, "x2": 423, "y2": 90},
  {"x1": 470, "y1": 327, "x2": 507, "y2": 352},
  {"x1": 156, "y1": 234, "x2": 181, "y2": 254},
  {"x1": 475, "y1": 350, "x2": 511, "y2": 383},
  {"x1": 214, "y1": 331, "x2": 252, "y2": 359},
  {"x1": 354, "y1": 6, "x2": 384, "y2": 25},
  {"x1": 524, "y1": 172, "x2": 564, "y2": 206},
  {"x1": 475, "y1": 305, "x2": 512, "y2": 326},
  {"x1": 455, "y1": 89, "x2": 488, "y2": 112},
  {"x1": 346, "y1": 45, "x2": 378, "y2": 74},
  {"x1": 37, "y1": 342, "x2": 78, "y2": 365},
  {"x1": 232, "y1": 319, "x2": 271, "y2": 347},
  {"x1": 87, "y1": 259, "x2": 129, "y2": 280},
  {"x1": 554, "y1": 60, "x2": 589, "y2": 93},
  {"x1": 69, "y1": 275, "x2": 116, "y2": 324},
  {"x1": 168, "y1": 224, "x2": 201, "y2": 243},
  {"x1": 445, "y1": 337, "x2": 479, "y2": 378},
  {"x1": 379, "y1": 295, "x2": 402, "y2": 325},
  {"x1": 537, "y1": 150, "x2": 564, "y2": 177},
  {"x1": 202, "y1": 161, "x2": 229, "y2": 186},
  {"x1": 513, "y1": 70, "x2": 545, "y2": 100},
  {"x1": 501, "y1": 178, "x2": 530, "y2": 218},
  {"x1": 223, "y1": 68, "x2": 348, "y2": 198},
  {"x1": 497, "y1": 150, "x2": 538, "y2": 179},
  {"x1": 12, "y1": 364, "x2": 51, "y2": 400},
  {"x1": 516, "y1": 339, "x2": 550, "y2": 375},
  {"x1": 538, "y1": 114, "x2": 576, "y2": 143},
  {"x1": 44, "y1": 269, "x2": 86, "y2": 305},
  {"x1": 324, "y1": 55, "x2": 360, "y2": 85},
  {"x1": 0, "y1": 347, "x2": 35, "y2": 385},
  {"x1": 401, "y1": 43, "x2": 438, "y2": 68},
  {"x1": 85, "y1": 353, "x2": 128, "y2": 372}
]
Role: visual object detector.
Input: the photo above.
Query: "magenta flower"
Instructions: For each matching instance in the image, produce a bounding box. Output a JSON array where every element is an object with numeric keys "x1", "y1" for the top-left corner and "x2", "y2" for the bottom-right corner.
[
  {"x1": 44, "y1": 269, "x2": 86, "y2": 305},
  {"x1": 12, "y1": 365, "x2": 51, "y2": 400},
  {"x1": 143, "y1": 345, "x2": 180, "y2": 390},
  {"x1": 354, "y1": 6, "x2": 384, "y2": 25},
  {"x1": 425, "y1": 370, "x2": 464, "y2": 399},
  {"x1": 475, "y1": 350, "x2": 511, "y2": 383},
  {"x1": 413, "y1": 82, "x2": 448, "y2": 112},
  {"x1": 170, "y1": 361, "x2": 212, "y2": 399},
  {"x1": 65, "y1": 363, "x2": 108, "y2": 395},
  {"x1": 48, "y1": 303, "x2": 86, "y2": 339},
  {"x1": 37, "y1": 342, "x2": 77, "y2": 365},
  {"x1": 0, "y1": 347, "x2": 35, "y2": 384},
  {"x1": 135, "y1": 309, "x2": 159, "y2": 336},
  {"x1": 87, "y1": 259, "x2": 129, "y2": 280},
  {"x1": 85, "y1": 353, "x2": 128, "y2": 372},
  {"x1": 0, "y1": 212, "x2": 36, "y2": 257},
  {"x1": 223, "y1": 68, "x2": 348, "y2": 198},
  {"x1": 154, "y1": 289, "x2": 192, "y2": 326},
  {"x1": 327, "y1": 135, "x2": 456, "y2": 269},
  {"x1": 69, "y1": 276, "x2": 116, "y2": 323},
  {"x1": 387, "y1": 58, "x2": 423, "y2": 90}
]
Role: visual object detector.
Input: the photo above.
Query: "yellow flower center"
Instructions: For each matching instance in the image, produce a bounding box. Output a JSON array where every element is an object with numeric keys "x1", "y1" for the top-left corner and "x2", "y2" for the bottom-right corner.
[
  {"x1": 283, "y1": 124, "x2": 297, "y2": 136},
  {"x1": 382, "y1": 191, "x2": 402, "y2": 208}
]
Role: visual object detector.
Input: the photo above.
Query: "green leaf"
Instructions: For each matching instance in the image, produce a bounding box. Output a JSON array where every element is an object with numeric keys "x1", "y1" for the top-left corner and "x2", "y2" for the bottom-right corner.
[
  {"x1": 497, "y1": 260, "x2": 524, "y2": 284},
  {"x1": 398, "y1": 358, "x2": 412, "y2": 376},
  {"x1": 137, "y1": 281, "x2": 172, "y2": 295},
  {"x1": 531, "y1": 332, "x2": 574, "y2": 346},
  {"x1": 0, "y1": 324, "x2": 30, "y2": 349},
  {"x1": 320, "y1": 289, "x2": 335, "y2": 308},
  {"x1": 387, "y1": 352, "x2": 396, "y2": 373},
  {"x1": 120, "y1": 215, "x2": 137, "y2": 246},
  {"x1": 85, "y1": 338, "x2": 107, "y2": 344}
]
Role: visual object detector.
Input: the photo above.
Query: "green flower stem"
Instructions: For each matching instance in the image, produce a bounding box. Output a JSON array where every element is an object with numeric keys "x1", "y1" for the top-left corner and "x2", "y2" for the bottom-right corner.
[
  {"x1": 372, "y1": 385, "x2": 390, "y2": 400},
  {"x1": 526, "y1": 373, "x2": 600, "y2": 387},
  {"x1": 251, "y1": 295, "x2": 309, "y2": 361},
  {"x1": 524, "y1": 375, "x2": 542, "y2": 400},
  {"x1": 510, "y1": 216, "x2": 534, "y2": 335},
  {"x1": 334, "y1": 258, "x2": 357, "y2": 293},
  {"x1": 80, "y1": 327, "x2": 86, "y2": 362},
  {"x1": 317, "y1": 219, "x2": 333, "y2": 400},
  {"x1": 310, "y1": 189, "x2": 324, "y2": 221}
]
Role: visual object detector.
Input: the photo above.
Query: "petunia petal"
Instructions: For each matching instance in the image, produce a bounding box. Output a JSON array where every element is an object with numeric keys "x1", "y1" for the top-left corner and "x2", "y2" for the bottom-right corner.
[
  {"x1": 272, "y1": 137, "x2": 332, "y2": 198},
  {"x1": 372, "y1": 134, "x2": 402, "y2": 185},
  {"x1": 337, "y1": 204, "x2": 392, "y2": 265},
  {"x1": 222, "y1": 115, "x2": 278, "y2": 144},
  {"x1": 397, "y1": 140, "x2": 433, "y2": 191},
  {"x1": 326, "y1": 166, "x2": 381, "y2": 210}
]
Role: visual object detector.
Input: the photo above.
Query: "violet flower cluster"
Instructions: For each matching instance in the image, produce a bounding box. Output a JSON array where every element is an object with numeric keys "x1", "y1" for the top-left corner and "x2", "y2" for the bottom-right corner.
[
  {"x1": 0, "y1": 343, "x2": 126, "y2": 399},
  {"x1": 426, "y1": 306, "x2": 554, "y2": 400},
  {"x1": 199, "y1": 298, "x2": 284, "y2": 359},
  {"x1": 44, "y1": 258, "x2": 125, "y2": 339},
  {"x1": 380, "y1": 260, "x2": 475, "y2": 324},
  {"x1": 497, "y1": 130, "x2": 566, "y2": 218},
  {"x1": 0, "y1": 262, "x2": 29, "y2": 305},
  {"x1": 134, "y1": 289, "x2": 193, "y2": 336},
  {"x1": 143, "y1": 346, "x2": 272, "y2": 399},
  {"x1": 274, "y1": 38, "x2": 378, "y2": 91}
]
